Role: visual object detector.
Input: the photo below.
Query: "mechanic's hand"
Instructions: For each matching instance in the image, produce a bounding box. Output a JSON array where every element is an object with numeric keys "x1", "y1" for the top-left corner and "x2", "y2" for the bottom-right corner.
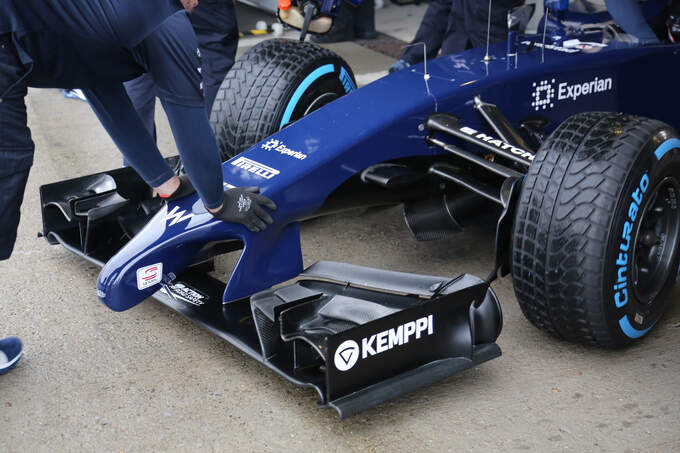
[
  {"x1": 180, "y1": 0, "x2": 199, "y2": 13},
  {"x1": 209, "y1": 187, "x2": 277, "y2": 232}
]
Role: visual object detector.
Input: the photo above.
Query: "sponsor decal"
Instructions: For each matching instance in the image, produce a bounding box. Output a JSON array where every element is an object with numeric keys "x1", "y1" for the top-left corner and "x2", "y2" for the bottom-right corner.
[
  {"x1": 521, "y1": 41, "x2": 580, "y2": 53},
  {"x1": 261, "y1": 139, "x2": 307, "y2": 160},
  {"x1": 613, "y1": 173, "x2": 650, "y2": 309},
  {"x1": 160, "y1": 282, "x2": 207, "y2": 306},
  {"x1": 531, "y1": 79, "x2": 556, "y2": 111},
  {"x1": 334, "y1": 340, "x2": 360, "y2": 372},
  {"x1": 531, "y1": 76, "x2": 613, "y2": 111},
  {"x1": 459, "y1": 126, "x2": 535, "y2": 161},
  {"x1": 231, "y1": 156, "x2": 280, "y2": 180},
  {"x1": 333, "y1": 315, "x2": 434, "y2": 372},
  {"x1": 558, "y1": 76, "x2": 612, "y2": 101},
  {"x1": 137, "y1": 263, "x2": 163, "y2": 290},
  {"x1": 166, "y1": 205, "x2": 194, "y2": 227}
]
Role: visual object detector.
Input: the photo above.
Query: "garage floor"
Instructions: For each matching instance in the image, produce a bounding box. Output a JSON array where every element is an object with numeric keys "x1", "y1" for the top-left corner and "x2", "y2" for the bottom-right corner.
[{"x1": 1, "y1": 3, "x2": 679, "y2": 452}]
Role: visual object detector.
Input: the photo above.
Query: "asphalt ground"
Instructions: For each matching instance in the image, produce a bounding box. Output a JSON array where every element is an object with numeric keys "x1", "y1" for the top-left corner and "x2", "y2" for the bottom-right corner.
[{"x1": 1, "y1": 3, "x2": 679, "y2": 452}]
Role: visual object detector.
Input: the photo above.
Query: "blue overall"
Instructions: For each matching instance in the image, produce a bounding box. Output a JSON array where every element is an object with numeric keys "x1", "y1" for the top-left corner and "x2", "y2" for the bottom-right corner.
[
  {"x1": 0, "y1": 2, "x2": 225, "y2": 260},
  {"x1": 125, "y1": 0, "x2": 239, "y2": 139},
  {"x1": 605, "y1": 0, "x2": 662, "y2": 44},
  {"x1": 401, "y1": 0, "x2": 523, "y2": 65}
]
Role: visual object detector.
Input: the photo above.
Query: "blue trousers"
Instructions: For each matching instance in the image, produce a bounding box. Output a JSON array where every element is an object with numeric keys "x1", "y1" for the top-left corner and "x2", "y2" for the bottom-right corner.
[
  {"x1": 89, "y1": 11, "x2": 224, "y2": 210},
  {"x1": 0, "y1": 35, "x2": 33, "y2": 260},
  {"x1": 124, "y1": 0, "x2": 238, "y2": 138}
]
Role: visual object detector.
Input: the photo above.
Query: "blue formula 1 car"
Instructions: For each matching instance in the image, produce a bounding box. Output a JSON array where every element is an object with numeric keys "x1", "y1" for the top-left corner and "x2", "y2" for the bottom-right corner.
[{"x1": 39, "y1": 0, "x2": 680, "y2": 417}]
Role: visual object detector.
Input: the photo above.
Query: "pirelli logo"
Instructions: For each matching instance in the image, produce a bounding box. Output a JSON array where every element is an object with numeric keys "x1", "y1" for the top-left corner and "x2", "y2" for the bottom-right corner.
[{"x1": 230, "y1": 157, "x2": 280, "y2": 180}]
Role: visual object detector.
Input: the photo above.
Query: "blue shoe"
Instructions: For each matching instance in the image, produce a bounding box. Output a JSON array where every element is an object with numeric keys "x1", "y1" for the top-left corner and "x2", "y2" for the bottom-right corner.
[
  {"x1": 389, "y1": 59, "x2": 410, "y2": 73},
  {"x1": 0, "y1": 337, "x2": 22, "y2": 375}
]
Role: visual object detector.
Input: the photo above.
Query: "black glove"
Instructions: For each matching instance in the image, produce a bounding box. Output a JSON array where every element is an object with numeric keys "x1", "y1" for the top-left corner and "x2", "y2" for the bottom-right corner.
[{"x1": 210, "y1": 187, "x2": 277, "y2": 232}]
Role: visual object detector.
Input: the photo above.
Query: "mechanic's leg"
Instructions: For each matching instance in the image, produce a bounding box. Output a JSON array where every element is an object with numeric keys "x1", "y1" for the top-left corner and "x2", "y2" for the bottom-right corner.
[
  {"x1": 122, "y1": 73, "x2": 157, "y2": 169},
  {"x1": 84, "y1": 84, "x2": 176, "y2": 190},
  {"x1": 354, "y1": 0, "x2": 376, "y2": 39},
  {"x1": 188, "y1": 0, "x2": 239, "y2": 112},
  {"x1": 123, "y1": 73, "x2": 157, "y2": 140},
  {"x1": 0, "y1": 36, "x2": 34, "y2": 261},
  {"x1": 311, "y1": 1, "x2": 357, "y2": 44},
  {"x1": 400, "y1": 0, "x2": 452, "y2": 65},
  {"x1": 605, "y1": 0, "x2": 660, "y2": 44},
  {"x1": 135, "y1": 11, "x2": 224, "y2": 209},
  {"x1": 160, "y1": 99, "x2": 224, "y2": 210}
]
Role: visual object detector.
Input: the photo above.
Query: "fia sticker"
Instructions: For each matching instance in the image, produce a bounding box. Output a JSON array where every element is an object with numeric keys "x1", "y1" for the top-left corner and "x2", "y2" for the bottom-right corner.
[{"x1": 137, "y1": 263, "x2": 163, "y2": 290}]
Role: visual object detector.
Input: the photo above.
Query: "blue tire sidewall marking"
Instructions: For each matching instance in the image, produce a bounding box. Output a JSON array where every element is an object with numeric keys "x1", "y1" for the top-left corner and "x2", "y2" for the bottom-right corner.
[
  {"x1": 615, "y1": 137, "x2": 679, "y2": 339},
  {"x1": 280, "y1": 63, "x2": 335, "y2": 129},
  {"x1": 618, "y1": 315, "x2": 655, "y2": 339},
  {"x1": 340, "y1": 66, "x2": 357, "y2": 93},
  {"x1": 279, "y1": 63, "x2": 355, "y2": 129},
  {"x1": 654, "y1": 138, "x2": 680, "y2": 161}
]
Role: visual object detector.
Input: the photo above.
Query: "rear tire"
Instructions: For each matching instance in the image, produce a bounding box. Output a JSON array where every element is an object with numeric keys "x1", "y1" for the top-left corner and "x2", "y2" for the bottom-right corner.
[
  {"x1": 210, "y1": 39, "x2": 356, "y2": 161},
  {"x1": 512, "y1": 112, "x2": 680, "y2": 347}
]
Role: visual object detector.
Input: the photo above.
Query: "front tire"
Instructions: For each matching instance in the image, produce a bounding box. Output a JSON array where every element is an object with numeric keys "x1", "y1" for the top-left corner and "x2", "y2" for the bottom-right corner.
[
  {"x1": 512, "y1": 112, "x2": 680, "y2": 347},
  {"x1": 210, "y1": 39, "x2": 356, "y2": 161}
]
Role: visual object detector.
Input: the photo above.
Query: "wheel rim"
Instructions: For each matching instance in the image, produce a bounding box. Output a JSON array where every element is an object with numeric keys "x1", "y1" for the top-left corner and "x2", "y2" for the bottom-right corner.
[{"x1": 631, "y1": 176, "x2": 680, "y2": 304}]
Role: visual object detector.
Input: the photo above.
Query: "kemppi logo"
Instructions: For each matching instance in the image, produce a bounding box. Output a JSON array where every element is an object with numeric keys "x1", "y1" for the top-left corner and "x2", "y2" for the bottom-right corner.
[
  {"x1": 334, "y1": 340, "x2": 360, "y2": 371},
  {"x1": 332, "y1": 315, "x2": 434, "y2": 372}
]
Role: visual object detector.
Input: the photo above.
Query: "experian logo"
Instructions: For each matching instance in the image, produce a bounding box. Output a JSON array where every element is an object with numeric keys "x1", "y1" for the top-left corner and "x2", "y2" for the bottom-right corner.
[
  {"x1": 531, "y1": 76, "x2": 613, "y2": 111},
  {"x1": 558, "y1": 76, "x2": 613, "y2": 101},
  {"x1": 332, "y1": 315, "x2": 434, "y2": 372}
]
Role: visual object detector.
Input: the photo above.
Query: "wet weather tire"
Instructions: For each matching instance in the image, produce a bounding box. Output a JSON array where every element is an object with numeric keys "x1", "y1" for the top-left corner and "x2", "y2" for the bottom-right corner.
[
  {"x1": 512, "y1": 112, "x2": 680, "y2": 347},
  {"x1": 210, "y1": 39, "x2": 356, "y2": 161}
]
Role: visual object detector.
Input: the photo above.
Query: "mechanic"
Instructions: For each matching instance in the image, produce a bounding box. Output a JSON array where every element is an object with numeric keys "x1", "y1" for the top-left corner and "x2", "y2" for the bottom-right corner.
[
  {"x1": 0, "y1": 0, "x2": 277, "y2": 266},
  {"x1": 125, "y1": 0, "x2": 239, "y2": 139},
  {"x1": 311, "y1": 0, "x2": 376, "y2": 43},
  {"x1": 390, "y1": 0, "x2": 523, "y2": 72}
]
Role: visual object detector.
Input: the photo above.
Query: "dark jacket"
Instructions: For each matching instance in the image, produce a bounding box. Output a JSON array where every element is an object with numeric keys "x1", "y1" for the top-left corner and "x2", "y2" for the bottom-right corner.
[
  {"x1": 1, "y1": 0, "x2": 181, "y2": 48},
  {"x1": 1, "y1": 0, "x2": 183, "y2": 89}
]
